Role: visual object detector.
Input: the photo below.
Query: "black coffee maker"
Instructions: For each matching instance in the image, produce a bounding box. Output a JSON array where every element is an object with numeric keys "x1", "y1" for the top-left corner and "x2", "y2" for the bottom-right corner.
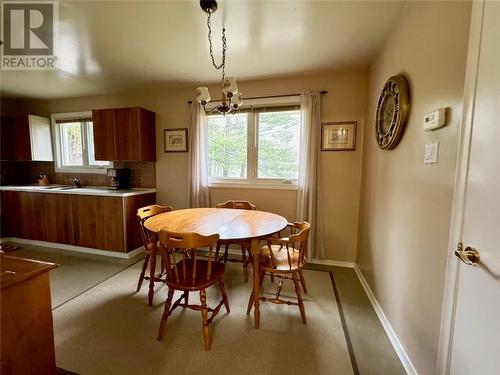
[{"x1": 107, "y1": 168, "x2": 131, "y2": 190}]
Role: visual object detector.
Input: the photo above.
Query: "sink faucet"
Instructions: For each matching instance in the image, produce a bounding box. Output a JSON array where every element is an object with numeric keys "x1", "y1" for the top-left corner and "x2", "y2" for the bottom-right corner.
[{"x1": 73, "y1": 178, "x2": 81, "y2": 188}]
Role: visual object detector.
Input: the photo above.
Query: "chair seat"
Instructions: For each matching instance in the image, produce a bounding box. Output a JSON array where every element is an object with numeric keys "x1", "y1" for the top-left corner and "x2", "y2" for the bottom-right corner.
[
  {"x1": 259, "y1": 245, "x2": 304, "y2": 271},
  {"x1": 166, "y1": 259, "x2": 225, "y2": 291}
]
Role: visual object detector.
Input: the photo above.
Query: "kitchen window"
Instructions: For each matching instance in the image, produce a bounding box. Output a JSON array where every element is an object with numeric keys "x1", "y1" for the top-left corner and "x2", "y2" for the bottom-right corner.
[
  {"x1": 52, "y1": 112, "x2": 110, "y2": 173},
  {"x1": 206, "y1": 104, "x2": 301, "y2": 188}
]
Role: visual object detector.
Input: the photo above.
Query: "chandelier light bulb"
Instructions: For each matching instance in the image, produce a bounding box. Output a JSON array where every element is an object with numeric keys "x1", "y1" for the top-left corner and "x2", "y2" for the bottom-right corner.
[
  {"x1": 231, "y1": 92, "x2": 243, "y2": 108},
  {"x1": 222, "y1": 77, "x2": 238, "y2": 95},
  {"x1": 196, "y1": 87, "x2": 211, "y2": 105}
]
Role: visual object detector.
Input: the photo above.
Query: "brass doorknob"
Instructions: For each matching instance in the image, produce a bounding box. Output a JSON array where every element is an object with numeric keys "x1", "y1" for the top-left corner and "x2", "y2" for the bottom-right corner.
[{"x1": 455, "y1": 242, "x2": 480, "y2": 266}]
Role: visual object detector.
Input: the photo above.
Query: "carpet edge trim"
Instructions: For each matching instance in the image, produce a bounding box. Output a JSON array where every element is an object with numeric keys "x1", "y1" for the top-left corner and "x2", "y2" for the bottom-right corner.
[{"x1": 329, "y1": 271, "x2": 360, "y2": 375}]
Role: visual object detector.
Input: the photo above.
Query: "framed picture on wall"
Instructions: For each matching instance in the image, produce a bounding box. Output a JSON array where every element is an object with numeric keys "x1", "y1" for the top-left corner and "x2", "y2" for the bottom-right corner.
[
  {"x1": 321, "y1": 121, "x2": 357, "y2": 151},
  {"x1": 164, "y1": 128, "x2": 188, "y2": 152}
]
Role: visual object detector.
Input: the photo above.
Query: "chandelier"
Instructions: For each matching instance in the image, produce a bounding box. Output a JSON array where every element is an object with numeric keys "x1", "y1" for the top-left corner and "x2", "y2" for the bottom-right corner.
[{"x1": 196, "y1": 0, "x2": 243, "y2": 115}]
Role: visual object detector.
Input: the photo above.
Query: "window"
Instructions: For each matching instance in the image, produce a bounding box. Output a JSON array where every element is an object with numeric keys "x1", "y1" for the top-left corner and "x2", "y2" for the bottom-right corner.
[
  {"x1": 52, "y1": 112, "x2": 110, "y2": 173},
  {"x1": 207, "y1": 113, "x2": 248, "y2": 179},
  {"x1": 257, "y1": 110, "x2": 300, "y2": 180},
  {"x1": 206, "y1": 104, "x2": 301, "y2": 187}
]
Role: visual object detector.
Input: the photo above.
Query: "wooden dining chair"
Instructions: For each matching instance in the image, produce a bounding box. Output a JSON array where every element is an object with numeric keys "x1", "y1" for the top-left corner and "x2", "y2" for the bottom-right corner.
[
  {"x1": 157, "y1": 231, "x2": 230, "y2": 351},
  {"x1": 137, "y1": 204, "x2": 173, "y2": 306},
  {"x1": 246, "y1": 222, "x2": 311, "y2": 324},
  {"x1": 215, "y1": 200, "x2": 256, "y2": 282}
]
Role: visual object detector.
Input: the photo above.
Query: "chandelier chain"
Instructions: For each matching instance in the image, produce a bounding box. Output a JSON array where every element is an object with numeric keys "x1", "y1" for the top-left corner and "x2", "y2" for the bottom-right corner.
[{"x1": 206, "y1": 11, "x2": 226, "y2": 82}]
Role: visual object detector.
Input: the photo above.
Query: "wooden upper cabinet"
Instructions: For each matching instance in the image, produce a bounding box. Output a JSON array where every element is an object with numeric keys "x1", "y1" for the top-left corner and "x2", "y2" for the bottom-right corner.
[
  {"x1": 10, "y1": 116, "x2": 31, "y2": 161},
  {"x1": 92, "y1": 108, "x2": 116, "y2": 161},
  {"x1": 115, "y1": 108, "x2": 140, "y2": 161},
  {"x1": 1, "y1": 116, "x2": 14, "y2": 160},
  {"x1": 92, "y1": 107, "x2": 156, "y2": 161},
  {"x1": 137, "y1": 108, "x2": 156, "y2": 161},
  {"x1": 1, "y1": 115, "x2": 52, "y2": 161}
]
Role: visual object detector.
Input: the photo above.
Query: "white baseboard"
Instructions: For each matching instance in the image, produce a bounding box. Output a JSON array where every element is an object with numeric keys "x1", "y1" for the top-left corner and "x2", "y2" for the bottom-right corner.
[
  {"x1": 354, "y1": 264, "x2": 418, "y2": 375},
  {"x1": 310, "y1": 258, "x2": 355, "y2": 268},
  {"x1": 1, "y1": 237, "x2": 144, "y2": 260}
]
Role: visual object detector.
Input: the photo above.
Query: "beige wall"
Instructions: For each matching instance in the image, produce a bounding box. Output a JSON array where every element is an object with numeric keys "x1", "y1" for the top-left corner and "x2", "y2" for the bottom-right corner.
[
  {"x1": 16, "y1": 67, "x2": 367, "y2": 262},
  {"x1": 357, "y1": 2, "x2": 471, "y2": 374},
  {"x1": 208, "y1": 69, "x2": 367, "y2": 262}
]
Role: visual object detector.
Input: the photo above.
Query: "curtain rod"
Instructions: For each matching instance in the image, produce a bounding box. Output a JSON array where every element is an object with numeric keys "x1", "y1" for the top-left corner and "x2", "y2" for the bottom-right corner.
[{"x1": 186, "y1": 90, "x2": 327, "y2": 104}]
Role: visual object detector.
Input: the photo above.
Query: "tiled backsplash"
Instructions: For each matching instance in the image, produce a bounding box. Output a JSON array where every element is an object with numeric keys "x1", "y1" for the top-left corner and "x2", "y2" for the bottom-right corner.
[{"x1": 0, "y1": 160, "x2": 156, "y2": 188}]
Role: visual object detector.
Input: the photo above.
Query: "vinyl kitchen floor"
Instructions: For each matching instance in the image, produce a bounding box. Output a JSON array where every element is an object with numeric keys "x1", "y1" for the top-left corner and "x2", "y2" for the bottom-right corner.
[{"x1": 6, "y1": 242, "x2": 141, "y2": 308}]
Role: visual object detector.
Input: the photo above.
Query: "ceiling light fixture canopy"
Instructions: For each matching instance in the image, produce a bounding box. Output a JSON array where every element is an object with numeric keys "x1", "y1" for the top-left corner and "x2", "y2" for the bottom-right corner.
[{"x1": 196, "y1": 0, "x2": 243, "y2": 115}]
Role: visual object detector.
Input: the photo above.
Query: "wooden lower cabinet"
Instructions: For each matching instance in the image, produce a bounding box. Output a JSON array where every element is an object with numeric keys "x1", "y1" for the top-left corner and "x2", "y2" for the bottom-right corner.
[
  {"x1": 71, "y1": 194, "x2": 99, "y2": 249},
  {"x1": 0, "y1": 191, "x2": 22, "y2": 238},
  {"x1": 44, "y1": 193, "x2": 74, "y2": 245},
  {"x1": 19, "y1": 192, "x2": 47, "y2": 242},
  {"x1": 71, "y1": 195, "x2": 125, "y2": 251},
  {"x1": 0, "y1": 191, "x2": 155, "y2": 252},
  {"x1": 124, "y1": 193, "x2": 157, "y2": 251},
  {"x1": 98, "y1": 196, "x2": 127, "y2": 251}
]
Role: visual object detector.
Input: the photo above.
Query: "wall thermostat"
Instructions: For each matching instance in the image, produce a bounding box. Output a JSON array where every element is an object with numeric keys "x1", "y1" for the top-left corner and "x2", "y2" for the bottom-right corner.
[{"x1": 423, "y1": 108, "x2": 447, "y2": 131}]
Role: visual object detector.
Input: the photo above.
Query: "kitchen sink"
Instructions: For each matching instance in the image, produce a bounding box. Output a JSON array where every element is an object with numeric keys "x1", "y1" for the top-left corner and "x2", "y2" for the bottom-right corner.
[
  {"x1": 71, "y1": 187, "x2": 112, "y2": 193},
  {"x1": 48, "y1": 186, "x2": 112, "y2": 193},
  {"x1": 1, "y1": 185, "x2": 116, "y2": 194}
]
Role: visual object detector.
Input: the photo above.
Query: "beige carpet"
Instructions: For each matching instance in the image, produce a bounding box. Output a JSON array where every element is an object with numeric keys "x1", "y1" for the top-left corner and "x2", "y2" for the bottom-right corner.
[{"x1": 53, "y1": 261, "x2": 354, "y2": 375}]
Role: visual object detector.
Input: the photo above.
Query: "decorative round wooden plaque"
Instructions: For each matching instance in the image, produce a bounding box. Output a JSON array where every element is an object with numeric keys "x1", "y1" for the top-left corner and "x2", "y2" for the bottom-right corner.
[{"x1": 375, "y1": 75, "x2": 410, "y2": 150}]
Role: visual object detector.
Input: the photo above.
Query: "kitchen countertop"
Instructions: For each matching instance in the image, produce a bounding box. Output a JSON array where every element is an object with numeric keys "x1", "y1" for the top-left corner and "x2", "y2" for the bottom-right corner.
[{"x1": 0, "y1": 185, "x2": 156, "y2": 197}]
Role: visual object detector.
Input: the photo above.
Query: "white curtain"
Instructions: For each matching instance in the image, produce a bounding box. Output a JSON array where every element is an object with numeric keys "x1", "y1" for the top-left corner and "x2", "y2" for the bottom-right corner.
[
  {"x1": 188, "y1": 102, "x2": 210, "y2": 208},
  {"x1": 296, "y1": 91, "x2": 325, "y2": 260}
]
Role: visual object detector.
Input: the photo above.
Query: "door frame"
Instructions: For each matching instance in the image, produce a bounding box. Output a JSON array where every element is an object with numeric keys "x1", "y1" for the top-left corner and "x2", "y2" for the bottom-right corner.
[{"x1": 436, "y1": 1, "x2": 486, "y2": 374}]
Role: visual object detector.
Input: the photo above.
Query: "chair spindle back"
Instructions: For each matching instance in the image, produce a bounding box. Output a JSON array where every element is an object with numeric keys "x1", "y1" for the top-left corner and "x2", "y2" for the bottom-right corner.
[
  {"x1": 268, "y1": 222, "x2": 310, "y2": 270},
  {"x1": 158, "y1": 231, "x2": 220, "y2": 284},
  {"x1": 217, "y1": 200, "x2": 256, "y2": 210},
  {"x1": 137, "y1": 205, "x2": 173, "y2": 248}
]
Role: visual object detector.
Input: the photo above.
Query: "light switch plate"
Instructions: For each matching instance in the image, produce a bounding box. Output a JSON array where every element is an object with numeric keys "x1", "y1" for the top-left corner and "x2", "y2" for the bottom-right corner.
[{"x1": 424, "y1": 142, "x2": 439, "y2": 164}]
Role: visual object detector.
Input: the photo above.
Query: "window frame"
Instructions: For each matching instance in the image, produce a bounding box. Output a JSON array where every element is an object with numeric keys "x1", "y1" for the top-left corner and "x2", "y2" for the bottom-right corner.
[
  {"x1": 206, "y1": 97, "x2": 301, "y2": 190},
  {"x1": 51, "y1": 111, "x2": 111, "y2": 174}
]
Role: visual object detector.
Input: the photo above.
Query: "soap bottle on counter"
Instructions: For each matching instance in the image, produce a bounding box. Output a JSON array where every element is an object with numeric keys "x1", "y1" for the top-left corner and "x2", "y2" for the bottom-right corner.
[{"x1": 38, "y1": 173, "x2": 49, "y2": 186}]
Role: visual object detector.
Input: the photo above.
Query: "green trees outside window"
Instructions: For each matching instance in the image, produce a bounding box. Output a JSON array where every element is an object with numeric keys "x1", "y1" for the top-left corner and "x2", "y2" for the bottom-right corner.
[{"x1": 207, "y1": 109, "x2": 300, "y2": 183}]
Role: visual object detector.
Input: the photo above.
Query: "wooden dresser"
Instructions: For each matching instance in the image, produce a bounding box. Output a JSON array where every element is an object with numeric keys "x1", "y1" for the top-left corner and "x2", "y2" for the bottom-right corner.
[{"x1": 0, "y1": 255, "x2": 58, "y2": 375}]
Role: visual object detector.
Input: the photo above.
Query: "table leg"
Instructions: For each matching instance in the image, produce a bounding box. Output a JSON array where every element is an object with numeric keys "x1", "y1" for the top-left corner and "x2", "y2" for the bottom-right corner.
[{"x1": 251, "y1": 238, "x2": 260, "y2": 329}]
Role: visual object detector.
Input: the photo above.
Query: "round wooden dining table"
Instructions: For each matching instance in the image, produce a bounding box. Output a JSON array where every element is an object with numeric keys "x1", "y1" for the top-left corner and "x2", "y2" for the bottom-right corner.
[{"x1": 144, "y1": 207, "x2": 288, "y2": 329}]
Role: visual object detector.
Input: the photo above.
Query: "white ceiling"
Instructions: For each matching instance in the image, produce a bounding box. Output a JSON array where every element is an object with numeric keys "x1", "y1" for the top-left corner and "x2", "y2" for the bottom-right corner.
[{"x1": 0, "y1": 0, "x2": 405, "y2": 100}]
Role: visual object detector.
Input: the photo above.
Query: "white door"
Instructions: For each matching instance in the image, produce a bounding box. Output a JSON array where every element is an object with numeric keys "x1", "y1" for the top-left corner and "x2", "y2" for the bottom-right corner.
[{"x1": 446, "y1": 1, "x2": 500, "y2": 374}]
